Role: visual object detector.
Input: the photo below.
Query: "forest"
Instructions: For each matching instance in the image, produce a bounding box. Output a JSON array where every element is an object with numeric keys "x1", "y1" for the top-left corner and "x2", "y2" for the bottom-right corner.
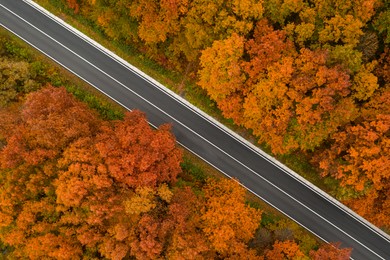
[
  {"x1": 0, "y1": 28, "x2": 351, "y2": 258},
  {"x1": 52, "y1": 0, "x2": 390, "y2": 231}
]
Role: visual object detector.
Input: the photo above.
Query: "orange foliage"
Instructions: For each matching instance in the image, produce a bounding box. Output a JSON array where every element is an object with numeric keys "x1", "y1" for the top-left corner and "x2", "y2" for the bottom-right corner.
[
  {"x1": 0, "y1": 85, "x2": 99, "y2": 167},
  {"x1": 244, "y1": 20, "x2": 296, "y2": 84},
  {"x1": 243, "y1": 43, "x2": 354, "y2": 153},
  {"x1": 0, "y1": 86, "x2": 263, "y2": 258},
  {"x1": 318, "y1": 114, "x2": 389, "y2": 191},
  {"x1": 66, "y1": 0, "x2": 79, "y2": 13},
  {"x1": 199, "y1": 20, "x2": 356, "y2": 154},
  {"x1": 317, "y1": 85, "x2": 390, "y2": 227},
  {"x1": 262, "y1": 240, "x2": 304, "y2": 259},
  {"x1": 162, "y1": 187, "x2": 211, "y2": 259},
  {"x1": 96, "y1": 111, "x2": 182, "y2": 188},
  {"x1": 375, "y1": 48, "x2": 390, "y2": 87},
  {"x1": 200, "y1": 178, "x2": 262, "y2": 256},
  {"x1": 129, "y1": 0, "x2": 188, "y2": 43},
  {"x1": 130, "y1": 214, "x2": 165, "y2": 259},
  {"x1": 198, "y1": 33, "x2": 246, "y2": 123},
  {"x1": 0, "y1": 86, "x2": 183, "y2": 258},
  {"x1": 310, "y1": 242, "x2": 352, "y2": 260}
]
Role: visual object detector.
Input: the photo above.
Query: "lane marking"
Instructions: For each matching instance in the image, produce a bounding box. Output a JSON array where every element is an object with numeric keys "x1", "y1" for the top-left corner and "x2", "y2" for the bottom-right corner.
[
  {"x1": 22, "y1": 0, "x2": 390, "y2": 244},
  {"x1": 1, "y1": 3, "x2": 388, "y2": 258}
]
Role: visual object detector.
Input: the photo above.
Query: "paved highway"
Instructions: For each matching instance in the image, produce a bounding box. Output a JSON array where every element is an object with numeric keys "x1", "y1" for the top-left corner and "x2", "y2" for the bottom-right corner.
[{"x1": 1, "y1": 1, "x2": 389, "y2": 259}]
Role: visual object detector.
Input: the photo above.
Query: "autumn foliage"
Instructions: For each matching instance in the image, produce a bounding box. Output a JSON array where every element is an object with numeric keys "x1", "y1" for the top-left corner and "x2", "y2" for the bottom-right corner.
[
  {"x1": 2, "y1": 0, "x2": 388, "y2": 254},
  {"x1": 59, "y1": 0, "x2": 390, "y2": 229},
  {"x1": 0, "y1": 86, "x2": 182, "y2": 258},
  {"x1": 310, "y1": 242, "x2": 353, "y2": 260},
  {"x1": 0, "y1": 20, "x2": 358, "y2": 257},
  {"x1": 0, "y1": 86, "x2": 267, "y2": 258}
]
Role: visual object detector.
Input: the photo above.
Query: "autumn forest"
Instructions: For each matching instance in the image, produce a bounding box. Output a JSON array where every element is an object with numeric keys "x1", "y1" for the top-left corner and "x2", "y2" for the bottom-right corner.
[
  {"x1": 59, "y1": 0, "x2": 390, "y2": 230},
  {"x1": 0, "y1": 25, "x2": 352, "y2": 258},
  {"x1": 0, "y1": 0, "x2": 389, "y2": 258}
]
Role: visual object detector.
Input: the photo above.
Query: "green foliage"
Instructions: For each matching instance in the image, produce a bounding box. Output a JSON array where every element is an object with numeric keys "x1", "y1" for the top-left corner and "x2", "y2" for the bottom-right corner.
[
  {"x1": 374, "y1": 6, "x2": 390, "y2": 43},
  {"x1": 180, "y1": 155, "x2": 207, "y2": 182},
  {"x1": 328, "y1": 44, "x2": 363, "y2": 73},
  {"x1": 0, "y1": 239, "x2": 13, "y2": 259},
  {"x1": 65, "y1": 84, "x2": 124, "y2": 120},
  {"x1": 0, "y1": 28, "x2": 123, "y2": 120},
  {"x1": 3, "y1": 41, "x2": 32, "y2": 61}
]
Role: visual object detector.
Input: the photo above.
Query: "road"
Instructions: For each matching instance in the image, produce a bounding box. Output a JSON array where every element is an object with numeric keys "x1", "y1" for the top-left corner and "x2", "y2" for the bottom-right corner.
[{"x1": 0, "y1": 1, "x2": 389, "y2": 259}]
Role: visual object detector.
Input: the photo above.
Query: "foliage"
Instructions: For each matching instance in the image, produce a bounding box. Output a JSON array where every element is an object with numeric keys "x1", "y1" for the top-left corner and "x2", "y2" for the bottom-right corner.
[
  {"x1": 0, "y1": 86, "x2": 183, "y2": 259},
  {"x1": 7, "y1": 0, "x2": 390, "y2": 255},
  {"x1": 200, "y1": 178, "x2": 262, "y2": 256},
  {"x1": 310, "y1": 242, "x2": 352, "y2": 259},
  {"x1": 0, "y1": 24, "x2": 327, "y2": 258},
  {"x1": 261, "y1": 240, "x2": 305, "y2": 260}
]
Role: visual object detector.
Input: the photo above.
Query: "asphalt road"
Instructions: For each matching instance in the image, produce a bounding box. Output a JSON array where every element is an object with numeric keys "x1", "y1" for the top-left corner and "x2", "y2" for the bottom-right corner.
[{"x1": 1, "y1": 1, "x2": 389, "y2": 259}]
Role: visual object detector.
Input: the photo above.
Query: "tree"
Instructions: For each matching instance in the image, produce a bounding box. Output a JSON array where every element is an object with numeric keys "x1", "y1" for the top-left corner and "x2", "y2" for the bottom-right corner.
[
  {"x1": 0, "y1": 86, "x2": 99, "y2": 259},
  {"x1": 200, "y1": 178, "x2": 262, "y2": 256},
  {"x1": 95, "y1": 110, "x2": 182, "y2": 188},
  {"x1": 171, "y1": 0, "x2": 263, "y2": 62},
  {"x1": 243, "y1": 46, "x2": 355, "y2": 154},
  {"x1": 244, "y1": 20, "x2": 297, "y2": 84},
  {"x1": 319, "y1": 15, "x2": 364, "y2": 47},
  {"x1": 198, "y1": 33, "x2": 246, "y2": 123},
  {"x1": 129, "y1": 0, "x2": 189, "y2": 44},
  {"x1": 311, "y1": 0, "x2": 380, "y2": 23},
  {"x1": 0, "y1": 58, "x2": 40, "y2": 107},
  {"x1": 267, "y1": 219, "x2": 317, "y2": 254},
  {"x1": 318, "y1": 113, "x2": 389, "y2": 191},
  {"x1": 130, "y1": 214, "x2": 165, "y2": 259},
  {"x1": 310, "y1": 242, "x2": 352, "y2": 260},
  {"x1": 0, "y1": 86, "x2": 184, "y2": 258},
  {"x1": 316, "y1": 92, "x2": 390, "y2": 227},
  {"x1": 264, "y1": 0, "x2": 306, "y2": 25},
  {"x1": 0, "y1": 85, "x2": 99, "y2": 167},
  {"x1": 374, "y1": 47, "x2": 390, "y2": 88},
  {"x1": 198, "y1": 19, "x2": 356, "y2": 154},
  {"x1": 262, "y1": 240, "x2": 305, "y2": 260},
  {"x1": 351, "y1": 61, "x2": 379, "y2": 101},
  {"x1": 162, "y1": 187, "x2": 212, "y2": 259},
  {"x1": 374, "y1": 7, "x2": 390, "y2": 43}
]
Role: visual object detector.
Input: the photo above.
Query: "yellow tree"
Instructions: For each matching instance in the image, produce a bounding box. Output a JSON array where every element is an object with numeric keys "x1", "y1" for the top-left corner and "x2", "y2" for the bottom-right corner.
[
  {"x1": 200, "y1": 178, "x2": 262, "y2": 257},
  {"x1": 198, "y1": 33, "x2": 246, "y2": 123},
  {"x1": 243, "y1": 45, "x2": 354, "y2": 154},
  {"x1": 0, "y1": 58, "x2": 40, "y2": 107},
  {"x1": 319, "y1": 15, "x2": 364, "y2": 47},
  {"x1": 172, "y1": 0, "x2": 263, "y2": 61},
  {"x1": 129, "y1": 0, "x2": 189, "y2": 44}
]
